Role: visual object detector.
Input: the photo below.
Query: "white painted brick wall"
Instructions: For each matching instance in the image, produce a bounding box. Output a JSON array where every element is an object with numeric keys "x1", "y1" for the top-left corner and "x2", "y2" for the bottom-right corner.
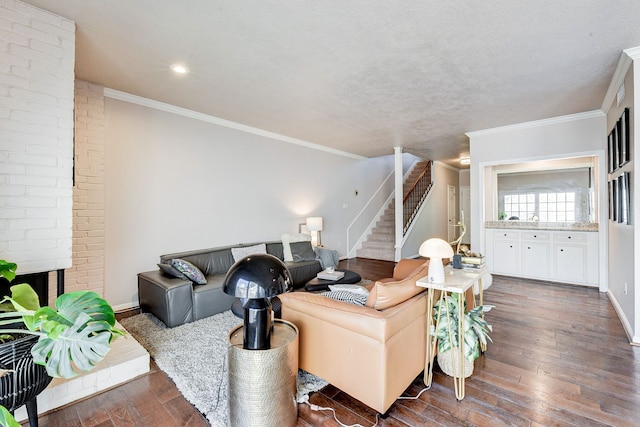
[
  {"x1": 0, "y1": 0, "x2": 75, "y2": 274},
  {"x1": 69, "y1": 80, "x2": 104, "y2": 296}
]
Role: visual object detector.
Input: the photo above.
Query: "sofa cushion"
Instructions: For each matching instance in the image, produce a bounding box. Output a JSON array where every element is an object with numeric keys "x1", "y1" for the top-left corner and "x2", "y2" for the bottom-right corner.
[
  {"x1": 231, "y1": 243, "x2": 267, "y2": 262},
  {"x1": 281, "y1": 233, "x2": 312, "y2": 262},
  {"x1": 284, "y1": 260, "x2": 322, "y2": 288},
  {"x1": 157, "y1": 263, "x2": 187, "y2": 279},
  {"x1": 365, "y1": 263, "x2": 429, "y2": 310},
  {"x1": 171, "y1": 258, "x2": 207, "y2": 285},
  {"x1": 290, "y1": 241, "x2": 316, "y2": 262}
]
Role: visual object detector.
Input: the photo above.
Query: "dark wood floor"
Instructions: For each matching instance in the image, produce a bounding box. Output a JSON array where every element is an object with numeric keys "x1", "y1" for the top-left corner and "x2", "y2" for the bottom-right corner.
[{"x1": 32, "y1": 258, "x2": 640, "y2": 427}]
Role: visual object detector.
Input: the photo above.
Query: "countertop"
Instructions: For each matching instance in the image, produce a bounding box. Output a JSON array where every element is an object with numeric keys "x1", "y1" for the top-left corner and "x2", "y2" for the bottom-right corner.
[{"x1": 485, "y1": 221, "x2": 598, "y2": 232}]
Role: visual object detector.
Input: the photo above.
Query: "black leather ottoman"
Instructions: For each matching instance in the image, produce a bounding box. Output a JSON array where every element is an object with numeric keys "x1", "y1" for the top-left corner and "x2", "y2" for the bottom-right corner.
[{"x1": 304, "y1": 270, "x2": 362, "y2": 292}]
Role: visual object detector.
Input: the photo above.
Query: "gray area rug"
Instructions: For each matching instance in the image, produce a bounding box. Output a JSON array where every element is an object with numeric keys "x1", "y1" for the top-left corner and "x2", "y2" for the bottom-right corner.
[{"x1": 120, "y1": 310, "x2": 327, "y2": 426}]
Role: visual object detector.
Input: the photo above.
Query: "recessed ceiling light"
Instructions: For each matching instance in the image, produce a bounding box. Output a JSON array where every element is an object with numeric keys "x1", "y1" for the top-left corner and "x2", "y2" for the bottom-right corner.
[
  {"x1": 460, "y1": 157, "x2": 471, "y2": 165},
  {"x1": 170, "y1": 64, "x2": 189, "y2": 74}
]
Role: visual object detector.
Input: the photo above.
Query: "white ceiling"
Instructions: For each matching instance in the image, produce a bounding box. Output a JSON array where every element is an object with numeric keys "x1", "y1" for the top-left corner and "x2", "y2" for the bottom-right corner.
[{"x1": 21, "y1": 1, "x2": 640, "y2": 165}]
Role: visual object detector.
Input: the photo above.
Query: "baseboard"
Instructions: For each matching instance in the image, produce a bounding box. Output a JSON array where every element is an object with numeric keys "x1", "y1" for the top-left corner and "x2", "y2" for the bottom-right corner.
[{"x1": 607, "y1": 289, "x2": 636, "y2": 344}]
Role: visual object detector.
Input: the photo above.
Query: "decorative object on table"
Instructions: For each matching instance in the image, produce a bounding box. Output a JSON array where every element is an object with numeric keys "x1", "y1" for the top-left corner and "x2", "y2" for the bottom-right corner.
[
  {"x1": 119, "y1": 310, "x2": 326, "y2": 427},
  {"x1": 433, "y1": 292, "x2": 492, "y2": 378},
  {"x1": 0, "y1": 260, "x2": 124, "y2": 427},
  {"x1": 304, "y1": 269, "x2": 363, "y2": 292},
  {"x1": 305, "y1": 216, "x2": 323, "y2": 246},
  {"x1": 460, "y1": 254, "x2": 486, "y2": 270},
  {"x1": 418, "y1": 238, "x2": 454, "y2": 284},
  {"x1": 316, "y1": 269, "x2": 345, "y2": 281},
  {"x1": 449, "y1": 211, "x2": 467, "y2": 269},
  {"x1": 223, "y1": 254, "x2": 292, "y2": 350}
]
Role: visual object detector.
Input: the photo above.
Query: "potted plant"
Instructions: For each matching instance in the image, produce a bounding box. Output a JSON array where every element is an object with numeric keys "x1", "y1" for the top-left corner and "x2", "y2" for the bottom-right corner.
[
  {"x1": 0, "y1": 260, "x2": 124, "y2": 427},
  {"x1": 433, "y1": 292, "x2": 492, "y2": 378}
]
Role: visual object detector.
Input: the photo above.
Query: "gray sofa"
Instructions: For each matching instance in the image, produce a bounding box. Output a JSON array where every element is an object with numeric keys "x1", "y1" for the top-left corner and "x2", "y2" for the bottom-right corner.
[{"x1": 137, "y1": 241, "x2": 334, "y2": 327}]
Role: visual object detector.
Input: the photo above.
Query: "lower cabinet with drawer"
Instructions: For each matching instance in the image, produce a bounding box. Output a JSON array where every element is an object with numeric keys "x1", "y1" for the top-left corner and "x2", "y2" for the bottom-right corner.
[{"x1": 485, "y1": 229, "x2": 598, "y2": 286}]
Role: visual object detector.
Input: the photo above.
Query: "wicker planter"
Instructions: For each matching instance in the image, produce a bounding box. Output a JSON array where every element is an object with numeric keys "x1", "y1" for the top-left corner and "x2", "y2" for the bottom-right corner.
[
  {"x1": 437, "y1": 348, "x2": 474, "y2": 378},
  {"x1": 0, "y1": 333, "x2": 52, "y2": 427}
]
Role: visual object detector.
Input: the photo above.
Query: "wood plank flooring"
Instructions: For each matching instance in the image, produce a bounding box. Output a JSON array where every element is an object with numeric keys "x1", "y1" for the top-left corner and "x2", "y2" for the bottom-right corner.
[{"x1": 32, "y1": 259, "x2": 640, "y2": 426}]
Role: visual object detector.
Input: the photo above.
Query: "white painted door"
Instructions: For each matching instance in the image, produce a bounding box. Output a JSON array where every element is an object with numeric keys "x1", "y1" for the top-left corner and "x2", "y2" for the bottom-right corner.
[{"x1": 447, "y1": 185, "x2": 456, "y2": 242}]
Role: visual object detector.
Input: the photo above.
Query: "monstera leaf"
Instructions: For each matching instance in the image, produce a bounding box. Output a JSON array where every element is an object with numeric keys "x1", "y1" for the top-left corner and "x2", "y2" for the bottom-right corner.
[
  {"x1": 31, "y1": 312, "x2": 113, "y2": 378},
  {"x1": 28, "y1": 291, "x2": 123, "y2": 378},
  {"x1": 0, "y1": 407, "x2": 20, "y2": 427}
]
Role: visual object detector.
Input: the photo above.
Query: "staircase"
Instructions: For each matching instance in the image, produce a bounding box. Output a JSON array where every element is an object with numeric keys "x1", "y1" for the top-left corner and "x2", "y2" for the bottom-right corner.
[{"x1": 356, "y1": 161, "x2": 431, "y2": 261}]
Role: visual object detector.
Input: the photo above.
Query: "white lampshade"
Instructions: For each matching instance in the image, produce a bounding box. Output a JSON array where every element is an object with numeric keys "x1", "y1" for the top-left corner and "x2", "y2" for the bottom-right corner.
[
  {"x1": 305, "y1": 217, "x2": 323, "y2": 231},
  {"x1": 418, "y1": 238, "x2": 454, "y2": 284}
]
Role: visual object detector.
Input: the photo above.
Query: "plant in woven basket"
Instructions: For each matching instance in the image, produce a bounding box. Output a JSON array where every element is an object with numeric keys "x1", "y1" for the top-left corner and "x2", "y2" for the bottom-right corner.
[
  {"x1": 0, "y1": 260, "x2": 125, "y2": 427},
  {"x1": 433, "y1": 292, "x2": 493, "y2": 378}
]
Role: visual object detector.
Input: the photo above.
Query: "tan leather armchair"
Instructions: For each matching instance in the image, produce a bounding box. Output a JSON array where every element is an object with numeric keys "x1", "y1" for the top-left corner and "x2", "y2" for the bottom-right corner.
[{"x1": 280, "y1": 259, "x2": 431, "y2": 414}]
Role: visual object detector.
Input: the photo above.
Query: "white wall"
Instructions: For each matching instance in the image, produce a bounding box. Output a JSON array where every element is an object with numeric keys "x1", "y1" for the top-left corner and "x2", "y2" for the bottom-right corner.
[
  {"x1": 401, "y1": 161, "x2": 459, "y2": 258},
  {"x1": 467, "y1": 112, "x2": 607, "y2": 268},
  {"x1": 103, "y1": 97, "x2": 394, "y2": 308},
  {"x1": 603, "y1": 53, "x2": 637, "y2": 342}
]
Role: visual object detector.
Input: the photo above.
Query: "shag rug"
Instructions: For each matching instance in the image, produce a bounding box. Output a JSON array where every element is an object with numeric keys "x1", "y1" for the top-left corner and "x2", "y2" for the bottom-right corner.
[{"x1": 120, "y1": 310, "x2": 328, "y2": 426}]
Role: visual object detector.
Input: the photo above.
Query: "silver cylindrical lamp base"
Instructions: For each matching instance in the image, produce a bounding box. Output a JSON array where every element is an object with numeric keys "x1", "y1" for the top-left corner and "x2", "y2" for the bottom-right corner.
[{"x1": 228, "y1": 319, "x2": 299, "y2": 427}]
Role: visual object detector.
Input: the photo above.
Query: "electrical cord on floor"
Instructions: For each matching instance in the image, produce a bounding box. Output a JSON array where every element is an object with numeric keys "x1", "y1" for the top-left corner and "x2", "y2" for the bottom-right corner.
[
  {"x1": 396, "y1": 384, "x2": 431, "y2": 401},
  {"x1": 299, "y1": 395, "x2": 380, "y2": 427}
]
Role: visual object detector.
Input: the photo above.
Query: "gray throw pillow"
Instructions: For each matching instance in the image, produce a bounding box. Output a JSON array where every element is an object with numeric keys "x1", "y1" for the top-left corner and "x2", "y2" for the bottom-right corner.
[
  {"x1": 157, "y1": 263, "x2": 188, "y2": 279},
  {"x1": 171, "y1": 258, "x2": 207, "y2": 285},
  {"x1": 290, "y1": 241, "x2": 316, "y2": 262}
]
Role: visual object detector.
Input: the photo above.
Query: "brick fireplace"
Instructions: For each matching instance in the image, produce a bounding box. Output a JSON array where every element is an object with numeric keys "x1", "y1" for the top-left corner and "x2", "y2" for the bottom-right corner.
[{"x1": 1, "y1": 1, "x2": 75, "y2": 292}]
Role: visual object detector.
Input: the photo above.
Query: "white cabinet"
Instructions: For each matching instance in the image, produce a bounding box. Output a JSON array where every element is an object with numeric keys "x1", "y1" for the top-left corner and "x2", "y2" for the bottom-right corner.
[
  {"x1": 485, "y1": 228, "x2": 598, "y2": 286},
  {"x1": 555, "y1": 244, "x2": 587, "y2": 283},
  {"x1": 493, "y1": 239, "x2": 520, "y2": 276}
]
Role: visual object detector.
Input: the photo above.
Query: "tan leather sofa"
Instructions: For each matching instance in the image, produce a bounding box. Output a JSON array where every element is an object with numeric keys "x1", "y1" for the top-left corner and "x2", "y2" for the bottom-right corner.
[{"x1": 280, "y1": 258, "x2": 432, "y2": 414}]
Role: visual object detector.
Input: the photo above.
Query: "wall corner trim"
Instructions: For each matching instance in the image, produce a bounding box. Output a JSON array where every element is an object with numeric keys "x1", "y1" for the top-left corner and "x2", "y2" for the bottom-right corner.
[
  {"x1": 103, "y1": 88, "x2": 368, "y2": 161},
  {"x1": 601, "y1": 47, "x2": 640, "y2": 113}
]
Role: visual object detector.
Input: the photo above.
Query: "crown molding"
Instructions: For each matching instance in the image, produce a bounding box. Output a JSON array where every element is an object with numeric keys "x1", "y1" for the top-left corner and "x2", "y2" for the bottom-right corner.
[
  {"x1": 465, "y1": 110, "x2": 604, "y2": 139},
  {"x1": 103, "y1": 88, "x2": 368, "y2": 161}
]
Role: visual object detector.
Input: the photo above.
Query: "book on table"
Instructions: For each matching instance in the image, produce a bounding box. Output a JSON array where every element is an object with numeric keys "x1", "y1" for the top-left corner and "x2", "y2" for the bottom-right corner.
[{"x1": 317, "y1": 270, "x2": 345, "y2": 280}]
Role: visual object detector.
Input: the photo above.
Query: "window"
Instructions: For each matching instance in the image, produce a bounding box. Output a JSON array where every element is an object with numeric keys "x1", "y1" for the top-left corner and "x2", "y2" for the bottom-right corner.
[
  {"x1": 502, "y1": 192, "x2": 576, "y2": 222},
  {"x1": 539, "y1": 192, "x2": 575, "y2": 222},
  {"x1": 504, "y1": 194, "x2": 535, "y2": 220}
]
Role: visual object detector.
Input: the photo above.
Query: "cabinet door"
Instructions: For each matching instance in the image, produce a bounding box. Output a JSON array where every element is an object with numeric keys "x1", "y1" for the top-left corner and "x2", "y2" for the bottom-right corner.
[
  {"x1": 554, "y1": 244, "x2": 587, "y2": 284},
  {"x1": 521, "y1": 241, "x2": 551, "y2": 279},
  {"x1": 493, "y1": 240, "x2": 520, "y2": 275}
]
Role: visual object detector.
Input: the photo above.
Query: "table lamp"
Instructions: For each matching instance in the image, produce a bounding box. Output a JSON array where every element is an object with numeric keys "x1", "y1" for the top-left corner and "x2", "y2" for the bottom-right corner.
[
  {"x1": 305, "y1": 216, "x2": 323, "y2": 246},
  {"x1": 223, "y1": 254, "x2": 292, "y2": 350},
  {"x1": 419, "y1": 238, "x2": 454, "y2": 284}
]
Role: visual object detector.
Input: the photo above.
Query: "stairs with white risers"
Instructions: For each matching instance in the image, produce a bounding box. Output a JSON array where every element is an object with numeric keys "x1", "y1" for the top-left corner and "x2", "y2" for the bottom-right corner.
[{"x1": 356, "y1": 161, "x2": 430, "y2": 261}]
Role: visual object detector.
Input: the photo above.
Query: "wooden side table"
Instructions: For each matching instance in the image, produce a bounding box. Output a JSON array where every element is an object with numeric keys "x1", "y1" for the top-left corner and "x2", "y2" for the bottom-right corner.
[{"x1": 416, "y1": 265, "x2": 487, "y2": 400}]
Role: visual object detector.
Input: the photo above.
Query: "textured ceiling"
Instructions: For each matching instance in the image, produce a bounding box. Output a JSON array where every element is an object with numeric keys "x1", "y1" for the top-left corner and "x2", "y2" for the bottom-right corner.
[{"x1": 21, "y1": 1, "x2": 640, "y2": 165}]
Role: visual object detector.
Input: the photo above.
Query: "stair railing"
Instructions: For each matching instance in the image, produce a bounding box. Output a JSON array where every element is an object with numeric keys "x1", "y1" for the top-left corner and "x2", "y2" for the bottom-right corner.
[{"x1": 402, "y1": 161, "x2": 433, "y2": 234}]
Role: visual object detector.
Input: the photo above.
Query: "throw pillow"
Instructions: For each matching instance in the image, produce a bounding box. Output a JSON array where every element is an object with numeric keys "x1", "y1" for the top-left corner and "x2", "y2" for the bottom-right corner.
[
  {"x1": 157, "y1": 263, "x2": 187, "y2": 279},
  {"x1": 171, "y1": 258, "x2": 207, "y2": 285},
  {"x1": 290, "y1": 241, "x2": 316, "y2": 262},
  {"x1": 320, "y1": 290, "x2": 368, "y2": 306},
  {"x1": 231, "y1": 243, "x2": 267, "y2": 262},
  {"x1": 365, "y1": 263, "x2": 429, "y2": 310},
  {"x1": 328, "y1": 284, "x2": 370, "y2": 298},
  {"x1": 281, "y1": 233, "x2": 312, "y2": 262}
]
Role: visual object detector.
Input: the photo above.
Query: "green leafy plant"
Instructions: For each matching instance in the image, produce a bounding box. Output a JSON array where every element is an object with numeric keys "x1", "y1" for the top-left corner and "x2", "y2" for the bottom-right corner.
[
  {"x1": 0, "y1": 407, "x2": 19, "y2": 427},
  {"x1": 433, "y1": 292, "x2": 493, "y2": 362},
  {"x1": 0, "y1": 259, "x2": 125, "y2": 425}
]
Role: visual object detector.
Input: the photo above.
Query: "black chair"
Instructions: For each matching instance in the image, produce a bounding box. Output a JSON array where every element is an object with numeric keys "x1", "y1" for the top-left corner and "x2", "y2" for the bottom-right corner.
[{"x1": 0, "y1": 333, "x2": 53, "y2": 427}]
